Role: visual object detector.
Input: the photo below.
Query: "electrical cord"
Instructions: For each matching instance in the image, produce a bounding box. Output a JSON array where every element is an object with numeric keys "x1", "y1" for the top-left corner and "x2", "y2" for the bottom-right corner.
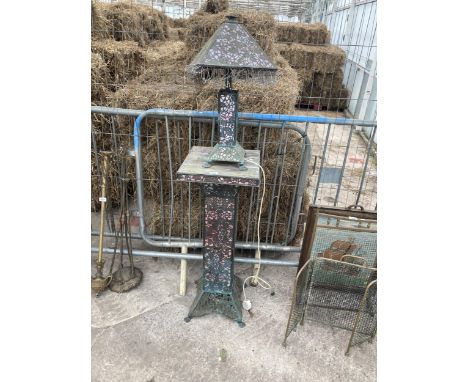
[{"x1": 242, "y1": 159, "x2": 274, "y2": 312}]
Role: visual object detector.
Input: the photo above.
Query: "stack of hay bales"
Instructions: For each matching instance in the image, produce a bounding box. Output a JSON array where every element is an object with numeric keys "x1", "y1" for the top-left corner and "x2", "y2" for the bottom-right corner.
[
  {"x1": 276, "y1": 22, "x2": 349, "y2": 111},
  {"x1": 91, "y1": 2, "x2": 307, "y2": 244},
  {"x1": 91, "y1": 1, "x2": 171, "y2": 105},
  {"x1": 91, "y1": 1, "x2": 169, "y2": 45},
  {"x1": 276, "y1": 22, "x2": 330, "y2": 45},
  {"x1": 91, "y1": 40, "x2": 147, "y2": 93}
]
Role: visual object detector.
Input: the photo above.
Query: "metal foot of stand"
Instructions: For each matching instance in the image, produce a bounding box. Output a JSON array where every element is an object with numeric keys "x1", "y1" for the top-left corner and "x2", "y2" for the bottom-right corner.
[{"x1": 185, "y1": 276, "x2": 244, "y2": 326}]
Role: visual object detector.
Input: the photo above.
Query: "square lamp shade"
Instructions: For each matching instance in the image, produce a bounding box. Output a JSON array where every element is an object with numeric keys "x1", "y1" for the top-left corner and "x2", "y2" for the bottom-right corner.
[
  {"x1": 187, "y1": 15, "x2": 277, "y2": 170},
  {"x1": 187, "y1": 15, "x2": 277, "y2": 78}
]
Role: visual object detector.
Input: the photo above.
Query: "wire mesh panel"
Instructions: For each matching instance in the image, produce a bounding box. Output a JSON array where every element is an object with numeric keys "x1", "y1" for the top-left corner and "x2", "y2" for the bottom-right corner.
[
  {"x1": 284, "y1": 205, "x2": 376, "y2": 354},
  {"x1": 283, "y1": 258, "x2": 314, "y2": 342},
  {"x1": 298, "y1": 205, "x2": 376, "y2": 270},
  {"x1": 312, "y1": 214, "x2": 377, "y2": 267},
  {"x1": 283, "y1": 257, "x2": 376, "y2": 354},
  {"x1": 347, "y1": 279, "x2": 377, "y2": 353}
]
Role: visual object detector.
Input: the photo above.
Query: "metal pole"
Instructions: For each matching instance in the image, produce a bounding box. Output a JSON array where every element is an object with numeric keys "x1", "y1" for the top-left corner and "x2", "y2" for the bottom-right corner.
[
  {"x1": 334, "y1": 125, "x2": 354, "y2": 206},
  {"x1": 91, "y1": 106, "x2": 377, "y2": 127},
  {"x1": 355, "y1": 125, "x2": 377, "y2": 206},
  {"x1": 179, "y1": 246, "x2": 188, "y2": 296},
  {"x1": 91, "y1": 247, "x2": 299, "y2": 267},
  {"x1": 90, "y1": 230, "x2": 301, "y2": 252},
  {"x1": 96, "y1": 154, "x2": 110, "y2": 276},
  {"x1": 287, "y1": 124, "x2": 311, "y2": 243},
  {"x1": 313, "y1": 124, "x2": 331, "y2": 205}
]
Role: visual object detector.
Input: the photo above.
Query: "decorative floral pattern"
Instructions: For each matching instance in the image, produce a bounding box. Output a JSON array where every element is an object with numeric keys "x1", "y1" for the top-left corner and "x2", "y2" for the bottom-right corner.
[
  {"x1": 202, "y1": 184, "x2": 238, "y2": 293},
  {"x1": 219, "y1": 90, "x2": 237, "y2": 146}
]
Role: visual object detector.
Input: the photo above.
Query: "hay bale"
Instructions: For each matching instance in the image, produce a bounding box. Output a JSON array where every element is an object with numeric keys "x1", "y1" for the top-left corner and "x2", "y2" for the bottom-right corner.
[
  {"x1": 299, "y1": 84, "x2": 349, "y2": 110},
  {"x1": 184, "y1": 10, "x2": 276, "y2": 61},
  {"x1": 301, "y1": 68, "x2": 344, "y2": 87},
  {"x1": 112, "y1": 82, "x2": 197, "y2": 110},
  {"x1": 204, "y1": 0, "x2": 229, "y2": 14},
  {"x1": 276, "y1": 43, "x2": 346, "y2": 74},
  {"x1": 91, "y1": 38, "x2": 179, "y2": 105},
  {"x1": 299, "y1": 71, "x2": 349, "y2": 110},
  {"x1": 92, "y1": 1, "x2": 169, "y2": 46},
  {"x1": 92, "y1": 39, "x2": 148, "y2": 93},
  {"x1": 110, "y1": 41, "x2": 192, "y2": 106},
  {"x1": 91, "y1": 1, "x2": 111, "y2": 40},
  {"x1": 276, "y1": 22, "x2": 330, "y2": 45},
  {"x1": 172, "y1": 18, "x2": 189, "y2": 28},
  {"x1": 167, "y1": 27, "x2": 185, "y2": 40},
  {"x1": 91, "y1": 52, "x2": 111, "y2": 105},
  {"x1": 143, "y1": 40, "x2": 188, "y2": 67},
  {"x1": 276, "y1": 41, "x2": 349, "y2": 110}
]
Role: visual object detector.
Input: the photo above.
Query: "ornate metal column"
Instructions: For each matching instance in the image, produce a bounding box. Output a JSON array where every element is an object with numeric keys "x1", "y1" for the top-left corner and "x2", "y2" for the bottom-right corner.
[
  {"x1": 177, "y1": 147, "x2": 260, "y2": 327},
  {"x1": 203, "y1": 87, "x2": 246, "y2": 169}
]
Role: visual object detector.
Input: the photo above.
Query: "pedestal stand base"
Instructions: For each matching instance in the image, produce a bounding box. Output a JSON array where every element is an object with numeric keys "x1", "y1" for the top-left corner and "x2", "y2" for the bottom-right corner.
[{"x1": 184, "y1": 275, "x2": 245, "y2": 327}]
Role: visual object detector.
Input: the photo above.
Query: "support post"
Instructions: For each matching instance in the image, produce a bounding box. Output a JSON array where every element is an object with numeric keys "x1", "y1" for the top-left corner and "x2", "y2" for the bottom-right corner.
[{"x1": 179, "y1": 246, "x2": 188, "y2": 296}]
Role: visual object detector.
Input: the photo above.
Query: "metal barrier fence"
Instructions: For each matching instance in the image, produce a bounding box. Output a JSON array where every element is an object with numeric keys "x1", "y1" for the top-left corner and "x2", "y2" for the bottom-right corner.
[
  {"x1": 305, "y1": 121, "x2": 377, "y2": 209},
  {"x1": 91, "y1": 106, "x2": 376, "y2": 257}
]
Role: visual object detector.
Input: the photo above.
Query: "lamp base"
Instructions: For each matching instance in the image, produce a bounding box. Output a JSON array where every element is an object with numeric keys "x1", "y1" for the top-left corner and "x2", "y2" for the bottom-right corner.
[
  {"x1": 184, "y1": 275, "x2": 245, "y2": 327},
  {"x1": 202, "y1": 142, "x2": 247, "y2": 171}
]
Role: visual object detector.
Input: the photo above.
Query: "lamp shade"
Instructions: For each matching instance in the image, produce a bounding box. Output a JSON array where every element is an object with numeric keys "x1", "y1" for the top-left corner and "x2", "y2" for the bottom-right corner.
[{"x1": 187, "y1": 16, "x2": 277, "y2": 79}]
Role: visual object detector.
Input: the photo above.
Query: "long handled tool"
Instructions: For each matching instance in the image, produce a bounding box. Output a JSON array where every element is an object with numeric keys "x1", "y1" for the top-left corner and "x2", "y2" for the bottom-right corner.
[
  {"x1": 91, "y1": 151, "x2": 113, "y2": 295},
  {"x1": 108, "y1": 153, "x2": 143, "y2": 293}
]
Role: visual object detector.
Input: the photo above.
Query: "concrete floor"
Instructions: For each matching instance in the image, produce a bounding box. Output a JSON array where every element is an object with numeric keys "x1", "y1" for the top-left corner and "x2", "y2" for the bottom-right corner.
[{"x1": 91, "y1": 249, "x2": 376, "y2": 382}]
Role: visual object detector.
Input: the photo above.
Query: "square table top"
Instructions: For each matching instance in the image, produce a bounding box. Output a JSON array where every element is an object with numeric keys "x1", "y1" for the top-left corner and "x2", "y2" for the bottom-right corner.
[{"x1": 176, "y1": 146, "x2": 261, "y2": 187}]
